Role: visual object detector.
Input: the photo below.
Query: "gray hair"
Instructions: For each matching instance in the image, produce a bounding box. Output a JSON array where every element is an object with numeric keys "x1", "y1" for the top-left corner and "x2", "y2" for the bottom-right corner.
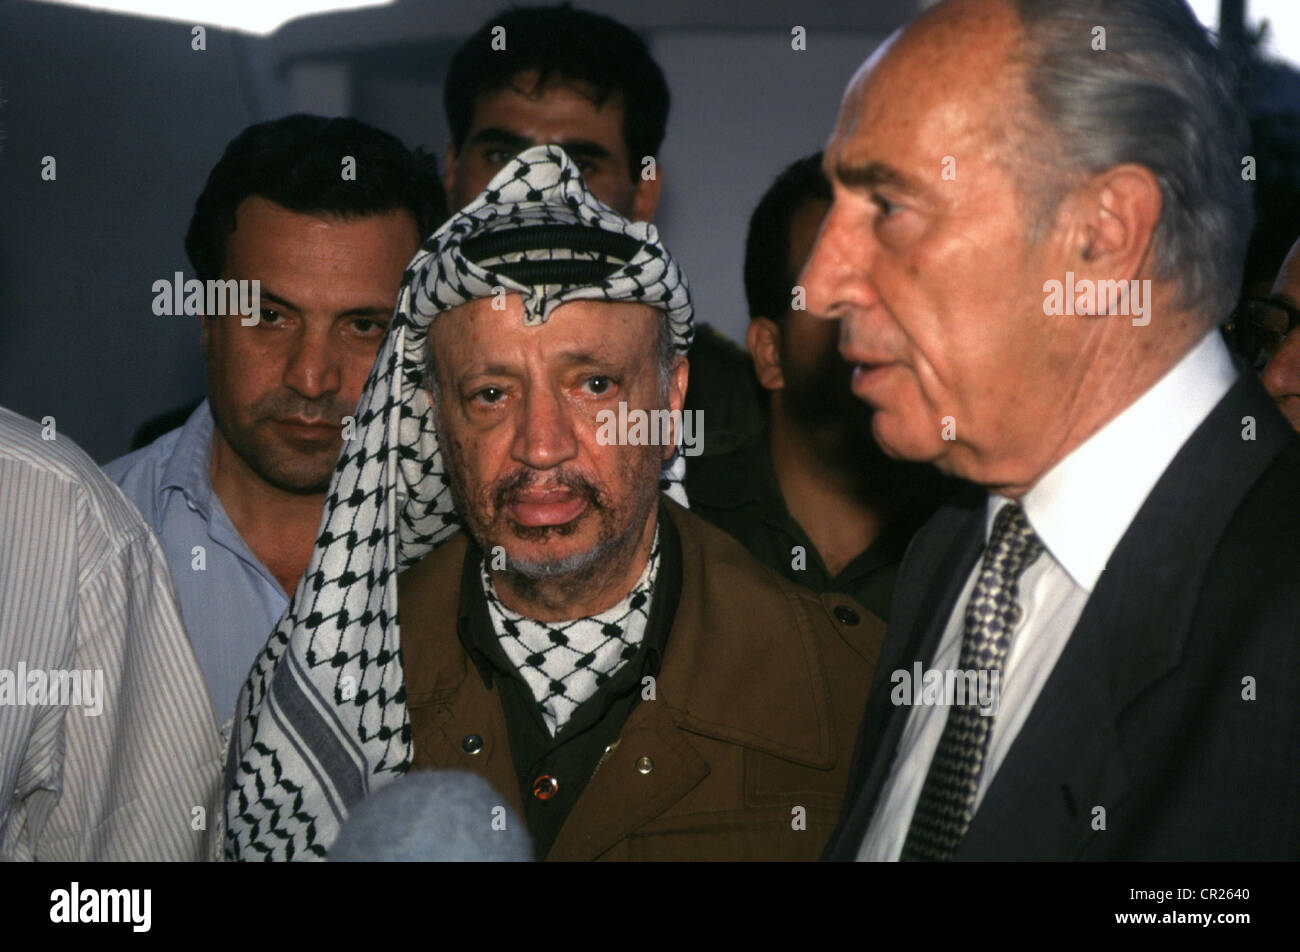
[{"x1": 1007, "y1": 0, "x2": 1254, "y2": 324}]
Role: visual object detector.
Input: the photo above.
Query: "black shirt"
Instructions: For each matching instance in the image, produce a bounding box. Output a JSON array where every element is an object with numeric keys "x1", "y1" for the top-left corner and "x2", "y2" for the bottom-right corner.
[{"x1": 686, "y1": 431, "x2": 935, "y2": 621}]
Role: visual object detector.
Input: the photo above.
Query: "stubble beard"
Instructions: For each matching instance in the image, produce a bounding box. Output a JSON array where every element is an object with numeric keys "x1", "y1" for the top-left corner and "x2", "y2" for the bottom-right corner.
[
  {"x1": 440, "y1": 427, "x2": 664, "y2": 616},
  {"x1": 211, "y1": 392, "x2": 347, "y2": 495}
]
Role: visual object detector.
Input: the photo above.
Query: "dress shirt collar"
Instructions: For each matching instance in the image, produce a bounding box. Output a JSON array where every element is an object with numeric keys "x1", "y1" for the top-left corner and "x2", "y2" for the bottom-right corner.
[
  {"x1": 160, "y1": 399, "x2": 217, "y2": 519},
  {"x1": 987, "y1": 330, "x2": 1238, "y2": 592}
]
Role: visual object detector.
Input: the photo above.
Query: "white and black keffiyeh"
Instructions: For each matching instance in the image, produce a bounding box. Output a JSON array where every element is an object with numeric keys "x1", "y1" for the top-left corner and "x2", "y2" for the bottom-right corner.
[
  {"x1": 486, "y1": 525, "x2": 661, "y2": 736},
  {"x1": 225, "y1": 145, "x2": 693, "y2": 860}
]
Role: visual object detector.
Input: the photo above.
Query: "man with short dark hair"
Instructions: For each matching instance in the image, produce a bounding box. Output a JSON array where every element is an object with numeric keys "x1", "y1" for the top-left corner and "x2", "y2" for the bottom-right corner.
[
  {"x1": 107, "y1": 115, "x2": 444, "y2": 734},
  {"x1": 441, "y1": 3, "x2": 766, "y2": 457},
  {"x1": 688, "y1": 153, "x2": 949, "y2": 621},
  {"x1": 811, "y1": 0, "x2": 1299, "y2": 860},
  {"x1": 226, "y1": 147, "x2": 881, "y2": 861},
  {"x1": 442, "y1": 3, "x2": 666, "y2": 222}
]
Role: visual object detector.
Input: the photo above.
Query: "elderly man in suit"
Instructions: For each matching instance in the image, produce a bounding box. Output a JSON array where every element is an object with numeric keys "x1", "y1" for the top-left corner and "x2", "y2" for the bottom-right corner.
[{"x1": 807, "y1": 0, "x2": 1299, "y2": 860}]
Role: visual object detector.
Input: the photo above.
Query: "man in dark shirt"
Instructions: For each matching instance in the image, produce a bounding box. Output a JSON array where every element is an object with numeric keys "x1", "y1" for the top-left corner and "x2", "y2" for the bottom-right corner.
[{"x1": 688, "y1": 154, "x2": 950, "y2": 620}]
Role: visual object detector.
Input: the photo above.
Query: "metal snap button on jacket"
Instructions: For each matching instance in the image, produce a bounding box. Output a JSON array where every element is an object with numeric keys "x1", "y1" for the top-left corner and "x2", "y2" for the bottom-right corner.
[
  {"x1": 635, "y1": 756, "x2": 654, "y2": 775},
  {"x1": 531, "y1": 774, "x2": 559, "y2": 800},
  {"x1": 461, "y1": 734, "x2": 483, "y2": 755},
  {"x1": 833, "y1": 604, "x2": 860, "y2": 626}
]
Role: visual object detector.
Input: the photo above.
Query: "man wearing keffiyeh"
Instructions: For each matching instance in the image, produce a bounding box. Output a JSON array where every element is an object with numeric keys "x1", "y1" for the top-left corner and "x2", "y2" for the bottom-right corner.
[{"x1": 226, "y1": 145, "x2": 884, "y2": 861}]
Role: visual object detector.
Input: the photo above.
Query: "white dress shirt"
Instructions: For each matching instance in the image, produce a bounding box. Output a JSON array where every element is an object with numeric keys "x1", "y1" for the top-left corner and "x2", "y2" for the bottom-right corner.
[
  {"x1": 0, "y1": 406, "x2": 225, "y2": 860},
  {"x1": 858, "y1": 331, "x2": 1238, "y2": 860}
]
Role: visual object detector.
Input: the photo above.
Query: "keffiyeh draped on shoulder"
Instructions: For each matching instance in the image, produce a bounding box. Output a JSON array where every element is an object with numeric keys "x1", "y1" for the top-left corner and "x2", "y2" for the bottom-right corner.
[{"x1": 225, "y1": 145, "x2": 694, "y2": 860}]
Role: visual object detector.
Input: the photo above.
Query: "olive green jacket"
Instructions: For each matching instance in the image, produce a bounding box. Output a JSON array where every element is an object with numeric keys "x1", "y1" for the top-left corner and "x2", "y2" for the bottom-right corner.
[{"x1": 398, "y1": 499, "x2": 884, "y2": 860}]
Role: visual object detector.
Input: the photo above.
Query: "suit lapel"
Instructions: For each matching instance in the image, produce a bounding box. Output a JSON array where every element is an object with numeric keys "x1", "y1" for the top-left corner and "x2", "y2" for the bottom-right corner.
[
  {"x1": 958, "y1": 372, "x2": 1295, "y2": 859},
  {"x1": 825, "y1": 489, "x2": 988, "y2": 859},
  {"x1": 955, "y1": 622, "x2": 1129, "y2": 860}
]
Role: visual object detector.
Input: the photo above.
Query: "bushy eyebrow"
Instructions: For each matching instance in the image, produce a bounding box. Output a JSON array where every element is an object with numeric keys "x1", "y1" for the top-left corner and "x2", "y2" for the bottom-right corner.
[
  {"x1": 258, "y1": 287, "x2": 391, "y2": 321},
  {"x1": 464, "y1": 127, "x2": 533, "y2": 152},
  {"x1": 466, "y1": 128, "x2": 614, "y2": 164},
  {"x1": 336, "y1": 307, "x2": 393, "y2": 320},
  {"x1": 551, "y1": 140, "x2": 615, "y2": 163},
  {"x1": 833, "y1": 159, "x2": 925, "y2": 196},
  {"x1": 257, "y1": 288, "x2": 299, "y2": 313}
]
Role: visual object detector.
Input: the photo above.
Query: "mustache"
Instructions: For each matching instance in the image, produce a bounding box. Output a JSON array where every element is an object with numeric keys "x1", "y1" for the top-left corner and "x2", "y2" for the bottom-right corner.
[
  {"x1": 253, "y1": 392, "x2": 353, "y2": 425},
  {"x1": 491, "y1": 467, "x2": 607, "y2": 514}
]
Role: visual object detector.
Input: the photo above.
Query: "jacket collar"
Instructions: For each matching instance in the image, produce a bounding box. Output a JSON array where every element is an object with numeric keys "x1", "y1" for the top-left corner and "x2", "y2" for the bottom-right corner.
[
  {"x1": 650, "y1": 498, "x2": 842, "y2": 769},
  {"x1": 403, "y1": 498, "x2": 846, "y2": 770},
  {"x1": 1013, "y1": 329, "x2": 1237, "y2": 592}
]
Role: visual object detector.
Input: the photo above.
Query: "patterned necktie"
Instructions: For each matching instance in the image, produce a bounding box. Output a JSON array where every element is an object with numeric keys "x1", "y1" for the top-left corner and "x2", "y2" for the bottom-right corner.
[{"x1": 900, "y1": 501, "x2": 1044, "y2": 861}]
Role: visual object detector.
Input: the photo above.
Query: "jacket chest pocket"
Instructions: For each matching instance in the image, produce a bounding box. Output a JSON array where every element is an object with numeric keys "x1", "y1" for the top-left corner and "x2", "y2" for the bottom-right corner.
[{"x1": 617, "y1": 749, "x2": 845, "y2": 860}]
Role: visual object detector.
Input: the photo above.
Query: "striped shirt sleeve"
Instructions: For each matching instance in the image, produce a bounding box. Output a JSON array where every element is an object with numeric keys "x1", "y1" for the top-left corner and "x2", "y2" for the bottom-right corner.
[{"x1": 0, "y1": 407, "x2": 225, "y2": 860}]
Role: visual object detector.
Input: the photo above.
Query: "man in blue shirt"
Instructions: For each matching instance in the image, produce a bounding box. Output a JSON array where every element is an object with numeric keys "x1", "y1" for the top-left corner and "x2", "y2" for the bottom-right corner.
[{"x1": 107, "y1": 115, "x2": 444, "y2": 734}]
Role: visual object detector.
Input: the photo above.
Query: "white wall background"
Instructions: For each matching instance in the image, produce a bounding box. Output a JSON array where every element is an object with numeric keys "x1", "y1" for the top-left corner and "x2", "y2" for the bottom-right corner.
[{"x1": 652, "y1": 31, "x2": 887, "y2": 340}]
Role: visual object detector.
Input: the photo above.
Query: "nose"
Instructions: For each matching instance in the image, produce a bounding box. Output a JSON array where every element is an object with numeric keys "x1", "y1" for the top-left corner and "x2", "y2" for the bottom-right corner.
[
  {"x1": 283, "y1": 324, "x2": 342, "y2": 399},
  {"x1": 511, "y1": 382, "x2": 579, "y2": 471},
  {"x1": 799, "y1": 197, "x2": 881, "y2": 325}
]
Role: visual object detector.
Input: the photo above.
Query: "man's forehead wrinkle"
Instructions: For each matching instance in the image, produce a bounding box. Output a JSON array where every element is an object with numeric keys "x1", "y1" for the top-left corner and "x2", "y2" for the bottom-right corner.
[
  {"x1": 550, "y1": 298, "x2": 659, "y2": 325},
  {"x1": 831, "y1": 93, "x2": 940, "y2": 197}
]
